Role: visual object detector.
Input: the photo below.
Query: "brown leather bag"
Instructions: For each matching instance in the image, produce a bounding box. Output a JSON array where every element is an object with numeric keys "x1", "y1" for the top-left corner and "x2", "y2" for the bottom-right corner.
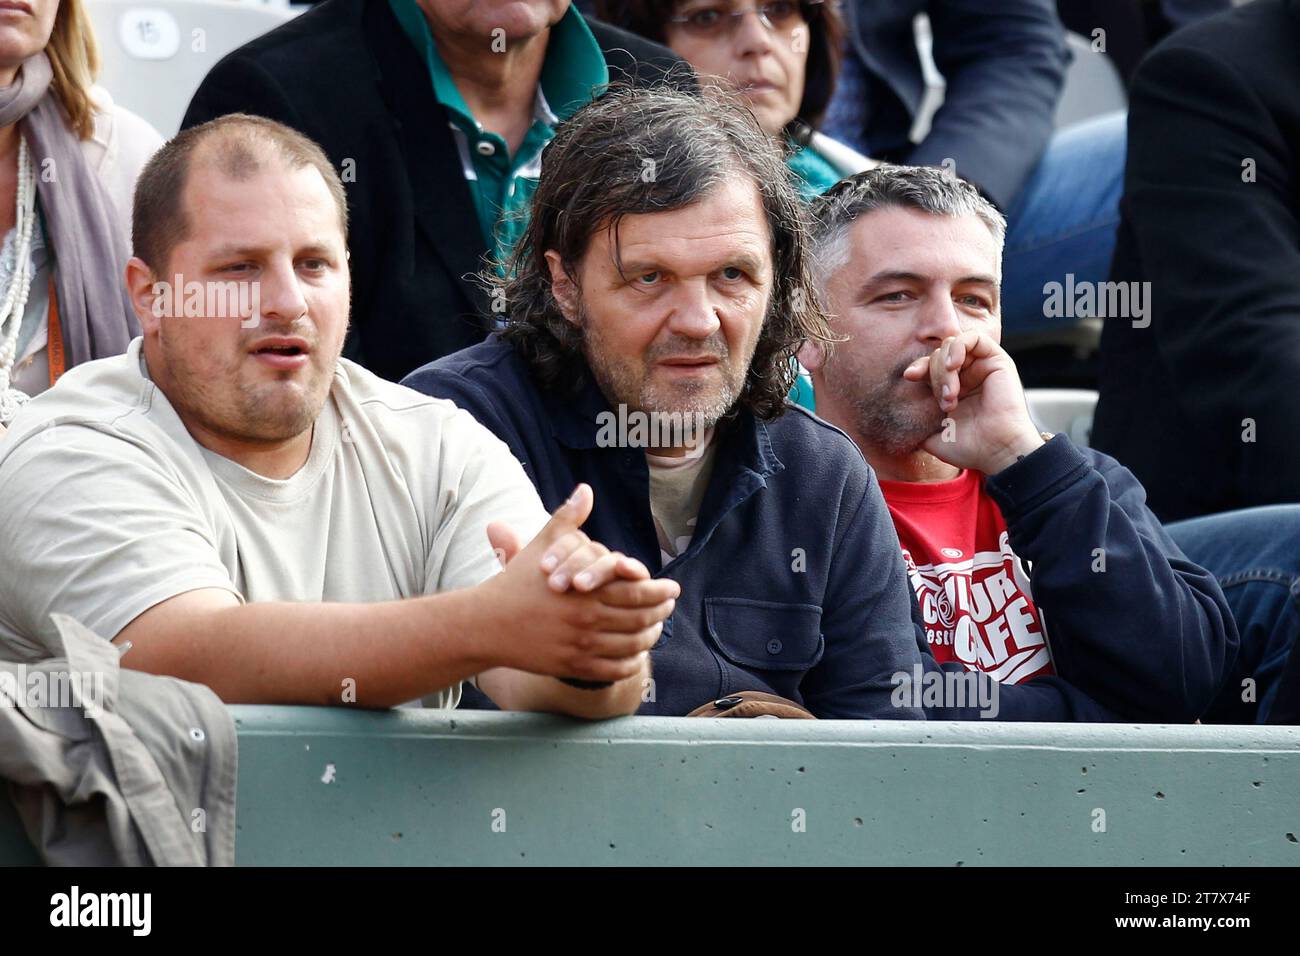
[{"x1": 685, "y1": 691, "x2": 816, "y2": 719}]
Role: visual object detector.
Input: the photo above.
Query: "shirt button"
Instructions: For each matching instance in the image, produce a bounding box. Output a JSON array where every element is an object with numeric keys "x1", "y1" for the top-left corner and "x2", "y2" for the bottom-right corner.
[
  {"x1": 766, "y1": 639, "x2": 783, "y2": 655},
  {"x1": 476, "y1": 140, "x2": 496, "y2": 157}
]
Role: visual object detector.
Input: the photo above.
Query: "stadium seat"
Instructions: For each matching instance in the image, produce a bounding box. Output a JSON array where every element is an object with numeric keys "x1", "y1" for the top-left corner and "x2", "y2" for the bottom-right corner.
[
  {"x1": 85, "y1": 0, "x2": 300, "y2": 136},
  {"x1": 1054, "y1": 31, "x2": 1128, "y2": 129},
  {"x1": 910, "y1": 24, "x2": 1128, "y2": 137},
  {"x1": 1025, "y1": 387, "x2": 1098, "y2": 446}
]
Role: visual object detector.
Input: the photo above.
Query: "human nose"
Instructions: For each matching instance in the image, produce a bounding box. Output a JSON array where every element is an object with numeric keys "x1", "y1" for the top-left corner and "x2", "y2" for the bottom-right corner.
[
  {"x1": 254, "y1": 258, "x2": 308, "y2": 326},
  {"x1": 665, "y1": 279, "x2": 722, "y2": 340},
  {"x1": 917, "y1": 292, "x2": 963, "y2": 346},
  {"x1": 731, "y1": 6, "x2": 777, "y2": 55}
]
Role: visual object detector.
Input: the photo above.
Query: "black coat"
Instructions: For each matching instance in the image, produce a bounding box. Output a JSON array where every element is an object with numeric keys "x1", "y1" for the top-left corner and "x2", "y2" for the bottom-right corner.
[
  {"x1": 1092, "y1": 0, "x2": 1300, "y2": 521},
  {"x1": 182, "y1": 0, "x2": 686, "y2": 382}
]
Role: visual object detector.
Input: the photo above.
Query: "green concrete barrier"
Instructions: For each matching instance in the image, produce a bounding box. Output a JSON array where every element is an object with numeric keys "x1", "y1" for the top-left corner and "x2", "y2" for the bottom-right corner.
[{"x1": 4, "y1": 708, "x2": 1300, "y2": 865}]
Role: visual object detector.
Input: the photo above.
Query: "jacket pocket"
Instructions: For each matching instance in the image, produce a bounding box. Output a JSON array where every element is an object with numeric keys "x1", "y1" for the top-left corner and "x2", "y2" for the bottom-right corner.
[{"x1": 704, "y1": 598, "x2": 824, "y2": 672}]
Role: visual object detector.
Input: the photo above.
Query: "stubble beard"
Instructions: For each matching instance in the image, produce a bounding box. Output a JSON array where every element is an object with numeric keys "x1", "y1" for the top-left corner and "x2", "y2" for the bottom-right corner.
[
  {"x1": 158, "y1": 327, "x2": 335, "y2": 446},
  {"x1": 826, "y1": 354, "x2": 944, "y2": 458},
  {"x1": 577, "y1": 302, "x2": 751, "y2": 428}
]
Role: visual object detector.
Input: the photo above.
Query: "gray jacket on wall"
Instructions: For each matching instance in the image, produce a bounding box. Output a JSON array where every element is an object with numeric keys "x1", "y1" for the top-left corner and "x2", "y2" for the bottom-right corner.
[{"x1": 0, "y1": 614, "x2": 236, "y2": 866}]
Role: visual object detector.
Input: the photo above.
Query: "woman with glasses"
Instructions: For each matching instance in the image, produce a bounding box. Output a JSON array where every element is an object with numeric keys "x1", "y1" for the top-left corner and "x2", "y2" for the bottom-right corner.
[{"x1": 594, "y1": 1, "x2": 875, "y2": 199}]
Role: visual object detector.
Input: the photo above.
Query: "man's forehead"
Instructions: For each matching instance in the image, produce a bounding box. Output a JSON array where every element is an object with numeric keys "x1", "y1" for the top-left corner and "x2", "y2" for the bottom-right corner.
[
  {"x1": 843, "y1": 205, "x2": 1000, "y2": 278},
  {"x1": 180, "y1": 162, "x2": 341, "y2": 237},
  {"x1": 184, "y1": 159, "x2": 327, "y2": 205},
  {"x1": 611, "y1": 222, "x2": 770, "y2": 264},
  {"x1": 591, "y1": 180, "x2": 771, "y2": 269}
]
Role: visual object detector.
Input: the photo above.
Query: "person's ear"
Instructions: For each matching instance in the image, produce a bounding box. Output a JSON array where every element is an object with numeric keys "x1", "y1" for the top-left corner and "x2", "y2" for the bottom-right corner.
[
  {"x1": 797, "y1": 338, "x2": 826, "y2": 373},
  {"x1": 126, "y1": 258, "x2": 164, "y2": 336},
  {"x1": 544, "y1": 250, "x2": 579, "y2": 325}
]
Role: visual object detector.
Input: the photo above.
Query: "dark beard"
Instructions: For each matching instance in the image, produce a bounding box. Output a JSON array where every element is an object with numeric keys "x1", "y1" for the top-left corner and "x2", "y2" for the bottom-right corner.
[{"x1": 832, "y1": 356, "x2": 944, "y2": 457}]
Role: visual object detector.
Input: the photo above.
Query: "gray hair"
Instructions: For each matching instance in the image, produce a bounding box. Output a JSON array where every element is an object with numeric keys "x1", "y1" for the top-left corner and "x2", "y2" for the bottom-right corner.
[{"x1": 808, "y1": 164, "x2": 1008, "y2": 285}]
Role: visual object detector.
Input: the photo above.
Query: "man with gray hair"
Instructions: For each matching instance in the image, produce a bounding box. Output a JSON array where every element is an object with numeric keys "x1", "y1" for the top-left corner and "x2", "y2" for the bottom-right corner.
[{"x1": 803, "y1": 164, "x2": 1300, "y2": 724}]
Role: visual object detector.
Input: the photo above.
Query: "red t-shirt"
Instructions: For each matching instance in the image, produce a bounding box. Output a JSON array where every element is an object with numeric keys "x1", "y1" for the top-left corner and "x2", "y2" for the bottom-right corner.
[{"x1": 878, "y1": 470, "x2": 1054, "y2": 685}]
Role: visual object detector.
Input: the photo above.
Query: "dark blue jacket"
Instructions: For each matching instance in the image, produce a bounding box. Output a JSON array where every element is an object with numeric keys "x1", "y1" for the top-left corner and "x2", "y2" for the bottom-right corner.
[
  {"x1": 902, "y1": 437, "x2": 1237, "y2": 722},
  {"x1": 978, "y1": 435, "x2": 1239, "y2": 722},
  {"x1": 404, "y1": 339, "x2": 1235, "y2": 722},
  {"x1": 407, "y1": 339, "x2": 927, "y2": 719},
  {"x1": 823, "y1": 0, "x2": 1069, "y2": 210}
]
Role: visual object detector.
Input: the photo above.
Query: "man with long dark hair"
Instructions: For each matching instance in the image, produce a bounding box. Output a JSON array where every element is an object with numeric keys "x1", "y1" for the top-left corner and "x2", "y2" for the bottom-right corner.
[
  {"x1": 404, "y1": 86, "x2": 1146, "y2": 720},
  {"x1": 404, "y1": 86, "x2": 932, "y2": 719}
]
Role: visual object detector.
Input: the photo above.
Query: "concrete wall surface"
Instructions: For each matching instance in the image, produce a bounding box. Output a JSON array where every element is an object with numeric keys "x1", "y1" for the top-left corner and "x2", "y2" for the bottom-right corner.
[{"x1": 3, "y1": 708, "x2": 1298, "y2": 866}]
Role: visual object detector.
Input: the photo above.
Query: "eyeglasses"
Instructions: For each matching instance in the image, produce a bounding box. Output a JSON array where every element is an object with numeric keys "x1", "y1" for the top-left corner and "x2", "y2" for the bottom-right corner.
[{"x1": 667, "y1": 1, "x2": 823, "y2": 39}]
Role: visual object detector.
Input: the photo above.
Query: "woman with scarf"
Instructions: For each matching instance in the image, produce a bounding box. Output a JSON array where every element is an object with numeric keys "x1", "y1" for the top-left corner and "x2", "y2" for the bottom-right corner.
[{"x1": 0, "y1": 0, "x2": 161, "y2": 434}]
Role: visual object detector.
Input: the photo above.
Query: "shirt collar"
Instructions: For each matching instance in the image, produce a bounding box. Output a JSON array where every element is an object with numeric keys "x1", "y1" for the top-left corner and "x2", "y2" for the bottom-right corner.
[
  {"x1": 537, "y1": 5, "x2": 609, "y2": 121},
  {"x1": 387, "y1": 1, "x2": 608, "y2": 128}
]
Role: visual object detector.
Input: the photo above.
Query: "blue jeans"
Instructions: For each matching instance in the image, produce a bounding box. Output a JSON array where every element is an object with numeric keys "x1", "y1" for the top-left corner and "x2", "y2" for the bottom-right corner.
[
  {"x1": 1167, "y1": 505, "x2": 1300, "y2": 724},
  {"x1": 1001, "y1": 111, "x2": 1127, "y2": 336}
]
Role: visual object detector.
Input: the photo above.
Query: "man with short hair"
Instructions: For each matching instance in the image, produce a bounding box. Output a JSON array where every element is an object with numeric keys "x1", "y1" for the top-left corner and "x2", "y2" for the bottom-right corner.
[
  {"x1": 0, "y1": 114, "x2": 679, "y2": 719},
  {"x1": 803, "y1": 164, "x2": 1297, "y2": 723},
  {"x1": 183, "y1": 0, "x2": 688, "y2": 382},
  {"x1": 818, "y1": 0, "x2": 1126, "y2": 342}
]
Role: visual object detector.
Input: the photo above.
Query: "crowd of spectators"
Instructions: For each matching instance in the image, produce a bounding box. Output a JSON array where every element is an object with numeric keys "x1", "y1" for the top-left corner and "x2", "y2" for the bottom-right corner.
[{"x1": 0, "y1": 0, "x2": 1296, "y2": 725}]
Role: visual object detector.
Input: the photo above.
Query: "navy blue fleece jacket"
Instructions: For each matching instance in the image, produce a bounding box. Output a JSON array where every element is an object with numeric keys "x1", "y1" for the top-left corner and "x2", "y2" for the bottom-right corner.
[{"x1": 404, "y1": 339, "x2": 1235, "y2": 722}]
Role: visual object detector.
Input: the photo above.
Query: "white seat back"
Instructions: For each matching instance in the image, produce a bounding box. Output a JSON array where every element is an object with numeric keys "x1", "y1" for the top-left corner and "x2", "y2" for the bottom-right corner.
[
  {"x1": 1025, "y1": 388, "x2": 1099, "y2": 447},
  {"x1": 86, "y1": 0, "x2": 299, "y2": 136},
  {"x1": 1055, "y1": 31, "x2": 1127, "y2": 129}
]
